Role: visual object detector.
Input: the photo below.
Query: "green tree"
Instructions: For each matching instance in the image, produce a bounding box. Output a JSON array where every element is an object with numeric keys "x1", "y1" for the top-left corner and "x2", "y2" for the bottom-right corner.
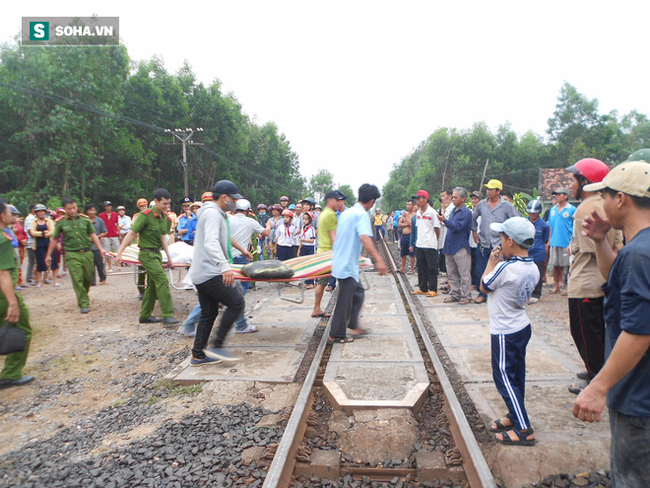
[{"x1": 307, "y1": 169, "x2": 335, "y2": 203}]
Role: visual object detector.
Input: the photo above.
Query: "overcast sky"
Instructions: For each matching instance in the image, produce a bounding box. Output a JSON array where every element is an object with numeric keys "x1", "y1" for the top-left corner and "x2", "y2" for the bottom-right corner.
[{"x1": 2, "y1": 1, "x2": 648, "y2": 193}]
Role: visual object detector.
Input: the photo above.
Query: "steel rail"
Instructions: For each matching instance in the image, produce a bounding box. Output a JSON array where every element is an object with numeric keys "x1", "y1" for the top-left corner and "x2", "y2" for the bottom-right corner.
[
  {"x1": 263, "y1": 319, "x2": 331, "y2": 488},
  {"x1": 381, "y1": 240, "x2": 497, "y2": 488}
]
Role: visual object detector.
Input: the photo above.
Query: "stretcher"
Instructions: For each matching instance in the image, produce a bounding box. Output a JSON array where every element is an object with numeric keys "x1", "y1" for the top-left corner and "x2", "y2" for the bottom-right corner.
[{"x1": 108, "y1": 245, "x2": 374, "y2": 302}]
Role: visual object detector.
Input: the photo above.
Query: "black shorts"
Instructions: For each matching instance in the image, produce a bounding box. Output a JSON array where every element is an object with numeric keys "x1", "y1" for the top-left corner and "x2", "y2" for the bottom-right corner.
[{"x1": 400, "y1": 234, "x2": 414, "y2": 257}]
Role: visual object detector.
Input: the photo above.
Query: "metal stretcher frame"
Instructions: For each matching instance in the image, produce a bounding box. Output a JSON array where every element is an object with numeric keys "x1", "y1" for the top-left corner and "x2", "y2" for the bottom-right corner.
[{"x1": 108, "y1": 248, "x2": 373, "y2": 302}]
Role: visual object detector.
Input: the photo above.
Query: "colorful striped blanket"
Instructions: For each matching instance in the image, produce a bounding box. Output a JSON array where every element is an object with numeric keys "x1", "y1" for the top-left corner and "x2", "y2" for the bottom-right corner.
[{"x1": 109, "y1": 246, "x2": 372, "y2": 282}]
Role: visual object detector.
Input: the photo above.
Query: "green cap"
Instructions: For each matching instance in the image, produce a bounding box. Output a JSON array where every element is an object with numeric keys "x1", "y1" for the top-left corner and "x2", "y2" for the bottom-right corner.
[{"x1": 623, "y1": 148, "x2": 650, "y2": 163}]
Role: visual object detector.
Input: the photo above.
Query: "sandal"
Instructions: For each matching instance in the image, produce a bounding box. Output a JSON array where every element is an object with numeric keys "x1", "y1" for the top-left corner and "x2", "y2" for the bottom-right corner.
[
  {"x1": 474, "y1": 297, "x2": 486, "y2": 304},
  {"x1": 311, "y1": 312, "x2": 332, "y2": 318},
  {"x1": 327, "y1": 337, "x2": 354, "y2": 345},
  {"x1": 549, "y1": 289, "x2": 560, "y2": 294},
  {"x1": 496, "y1": 427, "x2": 536, "y2": 446},
  {"x1": 443, "y1": 297, "x2": 459, "y2": 303},
  {"x1": 489, "y1": 413, "x2": 513, "y2": 433},
  {"x1": 568, "y1": 383, "x2": 587, "y2": 395}
]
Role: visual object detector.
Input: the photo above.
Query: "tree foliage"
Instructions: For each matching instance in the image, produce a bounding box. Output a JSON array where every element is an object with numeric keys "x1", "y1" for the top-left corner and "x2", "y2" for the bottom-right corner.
[
  {"x1": 381, "y1": 82, "x2": 649, "y2": 212},
  {"x1": 0, "y1": 42, "x2": 304, "y2": 213}
]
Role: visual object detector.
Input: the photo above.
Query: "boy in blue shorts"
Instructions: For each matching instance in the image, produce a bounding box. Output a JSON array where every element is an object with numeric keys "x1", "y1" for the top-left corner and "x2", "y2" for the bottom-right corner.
[{"x1": 481, "y1": 217, "x2": 540, "y2": 446}]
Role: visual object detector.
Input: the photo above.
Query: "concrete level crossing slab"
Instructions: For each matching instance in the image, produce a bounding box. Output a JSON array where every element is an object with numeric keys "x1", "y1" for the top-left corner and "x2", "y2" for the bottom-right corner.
[
  {"x1": 323, "y1": 273, "x2": 429, "y2": 412},
  {"x1": 166, "y1": 287, "x2": 331, "y2": 384},
  {"x1": 404, "y1": 272, "x2": 611, "y2": 485}
]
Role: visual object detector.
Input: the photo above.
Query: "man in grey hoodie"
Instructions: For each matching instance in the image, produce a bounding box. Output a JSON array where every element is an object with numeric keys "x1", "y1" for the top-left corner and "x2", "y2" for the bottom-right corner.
[{"x1": 189, "y1": 180, "x2": 245, "y2": 366}]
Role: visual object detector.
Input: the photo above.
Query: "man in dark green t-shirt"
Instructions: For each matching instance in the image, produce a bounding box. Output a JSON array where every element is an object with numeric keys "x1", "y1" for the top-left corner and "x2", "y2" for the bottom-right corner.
[
  {"x1": 117, "y1": 188, "x2": 179, "y2": 326},
  {"x1": 0, "y1": 199, "x2": 34, "y2": 389}
]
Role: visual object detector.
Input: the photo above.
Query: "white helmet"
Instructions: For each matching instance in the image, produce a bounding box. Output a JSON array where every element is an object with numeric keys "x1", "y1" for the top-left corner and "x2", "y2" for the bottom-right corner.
[{"x1": 235, "y1": 199, "x2": 251, "y2": 212}]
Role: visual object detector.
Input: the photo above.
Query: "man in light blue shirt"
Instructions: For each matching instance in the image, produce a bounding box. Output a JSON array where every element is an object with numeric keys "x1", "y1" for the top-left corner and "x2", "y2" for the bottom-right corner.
[{"x1": 330, "y1": 184, "x2": 387, "y2": 343}]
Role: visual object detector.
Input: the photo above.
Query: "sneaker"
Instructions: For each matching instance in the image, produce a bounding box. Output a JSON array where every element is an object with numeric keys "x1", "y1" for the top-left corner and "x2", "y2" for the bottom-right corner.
[
  {"x1": 178, "y1": 325, "x2": 196, "y2": 337},
  {"x1": 426, "y1": 291, "x2": 438, "y2": 297},
  {"x1": 0, "y1": 375, "x2": 35, "y2": 389},
  {"x1": 190, "y1": 356, "x2": 223, "y2": 367},
  {"x1": 527, "y1": 298, "x2": 539, "y2": 304},
  {"x1": 204, "y1": 346, "x2": 241, "y2": 362},
  {"x1": 139, "y1": 316, "x2": 162, "y2": 324},
  {"x1": 236, "y1": 324, "x2": 259, "y2": 333},
  {"x1": 162, "y1": 317, "x2": 180, "y2": 329},
  {"x1": 80, "y1": 308, "x2": 89, "y2": 314}
]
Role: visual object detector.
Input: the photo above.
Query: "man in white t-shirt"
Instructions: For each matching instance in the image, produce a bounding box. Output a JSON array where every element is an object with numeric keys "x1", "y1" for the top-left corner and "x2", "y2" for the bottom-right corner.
[{"x1": 410, "y1": 190, "x2": 441, "y2": 297}]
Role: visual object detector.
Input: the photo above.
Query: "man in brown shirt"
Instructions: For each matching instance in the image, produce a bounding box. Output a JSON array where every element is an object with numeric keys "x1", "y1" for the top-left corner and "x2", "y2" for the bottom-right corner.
[{"x1": 566, "y1": 159, "x2": 623, "y2": 393}]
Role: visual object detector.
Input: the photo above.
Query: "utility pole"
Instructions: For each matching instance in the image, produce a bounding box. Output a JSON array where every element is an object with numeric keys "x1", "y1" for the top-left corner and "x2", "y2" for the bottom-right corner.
[{"x1": 164, "y1": 128, "x2": 204, "y2": 196}]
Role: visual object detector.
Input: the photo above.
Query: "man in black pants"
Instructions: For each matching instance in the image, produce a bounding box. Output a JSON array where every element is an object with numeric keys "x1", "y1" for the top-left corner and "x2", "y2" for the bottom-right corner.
[
  {"x1": 565, "y1": 158, "x2": 623, "y2": 393},
  {"x1": 410, "y1": 191, "x2": 441, "y2": 298},
  {"x1": 188, "y1": 180, "x2": 245, "y2": 365}
]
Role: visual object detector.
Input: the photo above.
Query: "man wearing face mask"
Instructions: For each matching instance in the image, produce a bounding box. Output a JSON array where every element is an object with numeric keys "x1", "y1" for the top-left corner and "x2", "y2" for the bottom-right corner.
[{"x1": 188, "y1": 180, "x2": 245, "y2": 365}]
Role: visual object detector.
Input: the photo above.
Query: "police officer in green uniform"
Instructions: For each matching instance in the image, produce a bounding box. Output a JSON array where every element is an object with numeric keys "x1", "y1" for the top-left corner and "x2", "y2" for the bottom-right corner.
[
  {"x1": 0, "y1": 199, "x2": 35, "y2": 389},
  {"x1": 46, "y1": 197, "x2": 106, "y2": 314},
  {"x1": 117, "y1": 188, "x2": 179, "y2": 326}
]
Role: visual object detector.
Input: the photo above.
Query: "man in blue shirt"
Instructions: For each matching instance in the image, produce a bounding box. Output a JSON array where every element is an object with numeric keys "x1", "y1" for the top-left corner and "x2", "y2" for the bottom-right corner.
[
  {"x1": 392, "y1": 209, "x2": 402, "y2": 243},
  {"x1": 329, "y1": 184, "x2": 387, "y2": 343},
  {"x1": 439, "y1": 187, "x2": 473, "y2": 304},
  {"x1": 526, "y1": 199, "x2": 550, "y2": 304},
  {"x1": 177, "y1": 196, "x2": 196, "y2": 245},
  {"x1": 547, "y1": 187, "x2": 576, "y2": 294},
  {"x1": 573, "y1": 159, "x2": 650, "y2": 486}
]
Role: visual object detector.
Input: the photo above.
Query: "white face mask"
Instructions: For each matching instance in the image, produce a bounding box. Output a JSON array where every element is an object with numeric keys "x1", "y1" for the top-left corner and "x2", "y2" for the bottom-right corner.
[{"x1": 225, "y1": 197, "x2": 236, "y2": 212}]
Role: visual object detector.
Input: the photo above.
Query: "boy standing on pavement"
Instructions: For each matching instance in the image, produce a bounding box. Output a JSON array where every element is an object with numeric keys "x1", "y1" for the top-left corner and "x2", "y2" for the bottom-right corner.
[
  {"x1": 116, "y1": 189, "x2": 179, "y2": 326},
  {"x1": 329, "y1": 184, "x2": 387, "y2": 343},
  {"x1": 188, "y1": 180, "x2": 245, "y2": 365},
  {"x1": 481, "y1": 217, "x2": 539, "y2": 446},
  {"x1": 0, "y1": 199, "x2": 34, "y2": 389},
  {"x1": 46, "y1": 198, "x2": 106, "y2": 314},
  {"x1": 573, "y1": 159, "x2": 650, "y2": 486}
]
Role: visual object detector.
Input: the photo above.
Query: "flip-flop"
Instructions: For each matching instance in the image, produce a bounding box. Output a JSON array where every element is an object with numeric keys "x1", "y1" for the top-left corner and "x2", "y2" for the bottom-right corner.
[
  {"x1": 327, "y1": 337, "x2": 354, "y2": 345},
  {"x1": 568, "y1": 383, "x2": 586, "y2": 395},
  {"x1": 311, "y1": 313, "x2": 332, "y2": 318}
]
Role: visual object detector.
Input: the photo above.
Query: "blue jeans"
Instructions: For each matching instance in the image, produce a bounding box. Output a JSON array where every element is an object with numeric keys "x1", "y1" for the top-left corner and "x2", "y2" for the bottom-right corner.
[
  {"x1": 233, "y1": 255, "x2": 251, "y2": 294},
  {"x1": 610, "y1": 410, "x2": 650, "y2": 487},
  {"x1": 233, "y1": 281, "x2": 251, "y2": 331},
  {"x1": 375, "y1": 225, "x2": 385, "y2": 242},
  {"x1": 475, "y1": 245, "x2": 492, "y2": 299},
  {"x1": 184, "y1": 303, "x2": 202, "y2": 326}
]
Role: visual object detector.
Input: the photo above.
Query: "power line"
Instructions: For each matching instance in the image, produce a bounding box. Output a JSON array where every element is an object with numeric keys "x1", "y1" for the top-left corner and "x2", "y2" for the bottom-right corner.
[{"x1": 0, "y1": 75, "x2": 299, "y2": 196}]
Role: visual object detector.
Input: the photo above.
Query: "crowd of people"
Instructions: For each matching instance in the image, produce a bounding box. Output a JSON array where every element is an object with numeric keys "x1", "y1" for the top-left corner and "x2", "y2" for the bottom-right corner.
[{"x1": 2, "y1": 150, "x2": 650, "y2": 486}]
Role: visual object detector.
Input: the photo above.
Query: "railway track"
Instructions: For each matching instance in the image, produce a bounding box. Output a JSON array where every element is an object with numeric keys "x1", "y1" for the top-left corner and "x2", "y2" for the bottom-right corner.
[{"x1": 262, "y1": 241, "x2": 497, "y2": 488}]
